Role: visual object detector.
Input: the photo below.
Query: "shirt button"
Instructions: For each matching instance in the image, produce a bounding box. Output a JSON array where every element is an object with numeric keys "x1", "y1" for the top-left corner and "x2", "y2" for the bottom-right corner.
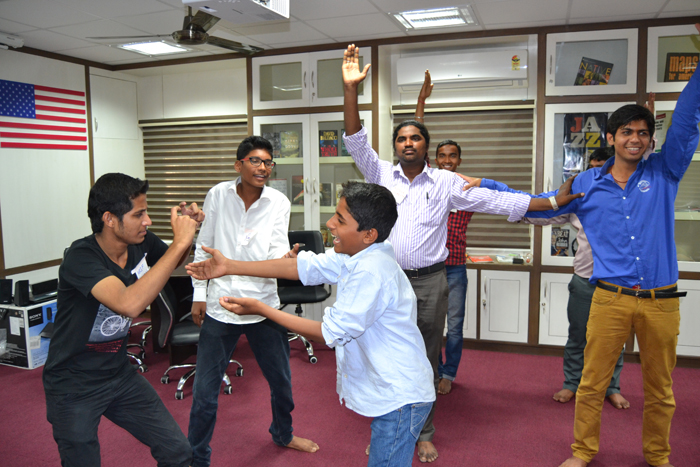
[
  {"x1": 631, "y1": 236, "x2": 635, "y2": 240},
  {"x1": 636, "y1": 257, "x2": 640, "y2": 260},
  {"x1": 640, "y1": 277, "x2": 644, "y2": 280},
  {"x1": 623, "y1": 197, "x2": 626, "y2": 200},
  {"x1": 626, "y1": 216, "x2": 630, "y2": 219}
]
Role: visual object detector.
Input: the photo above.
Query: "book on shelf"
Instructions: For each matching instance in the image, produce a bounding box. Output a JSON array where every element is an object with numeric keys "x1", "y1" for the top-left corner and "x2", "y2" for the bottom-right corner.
[
  {"x1": 280, "y1": 131, "x2": 300, "y2": 158},
  {"x1": 573, "y1": 57, "x2": 613, "y2": 86},
  {"x1": 340, "y1": 128, "x2": 350, "y2": 157},
  {"x1": 267, "y1": 178, "x2": 288, "y2": 199},
  {"x1": 320, "y1": 226, "x2": 333, "y2": 248},
  {"x1": 467, "y1": 255, "x2": 493, "y2": 263},
  {"x1": 291, "y1": 175, "x2": 304, "y2": 205},
  {"x1": 664, "y1": 52, "x2": 698, "y2": 82},
  {"x1": 319, "y1": 130, "x2": 339, "y2": 157},
  {"x1": 319, "y1": 182, "x2": 333, "y2": 206},
  {"x1": 262, "y1": 132, "x2": 281, "y2": 158}
]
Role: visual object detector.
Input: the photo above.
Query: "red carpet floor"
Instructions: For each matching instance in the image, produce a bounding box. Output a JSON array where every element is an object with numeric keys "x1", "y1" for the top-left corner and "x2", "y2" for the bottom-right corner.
[{"x1": 1, "y1": 336, "x2": 699, "y2": 466}]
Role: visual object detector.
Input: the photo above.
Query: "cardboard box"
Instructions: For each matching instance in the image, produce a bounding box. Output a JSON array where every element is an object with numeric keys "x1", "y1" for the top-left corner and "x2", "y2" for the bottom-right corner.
[{"x1": 0, "y1": 300, "x2": 56, "y2": 369}]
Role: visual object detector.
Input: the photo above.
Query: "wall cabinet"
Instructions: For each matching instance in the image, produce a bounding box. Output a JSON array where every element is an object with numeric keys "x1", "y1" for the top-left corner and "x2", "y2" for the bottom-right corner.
[
  {"x1": 647, "y1": 24, "x2": 700, "y2": 93},
  {"x1": 545, "y1": 29, "x2": 638, "y2": 96},
  {"x1": 253, "y1": 111, "x2": 372, "y2": 235},
  {"x1": 480, "y1": 270, "x2": 529, "y2": 343},
  {"x1": 252, "y1": 49, "x2": 372, "y2": 110},
  {"x1": 538, "y1": 273, "x2": 572, "y2": 346}
]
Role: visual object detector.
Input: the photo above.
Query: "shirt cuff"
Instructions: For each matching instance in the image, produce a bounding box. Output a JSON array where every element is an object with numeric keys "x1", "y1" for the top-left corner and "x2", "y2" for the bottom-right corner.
[
  {"x1": 507, "y1": 193, "x2": 531, "y2": 222},
  {"x1": 192, "y1": 287, "x2": 207, "y2": 302}
]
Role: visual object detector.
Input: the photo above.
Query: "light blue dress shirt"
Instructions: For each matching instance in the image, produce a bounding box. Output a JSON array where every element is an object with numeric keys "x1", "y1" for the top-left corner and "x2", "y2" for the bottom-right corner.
[{"x1": 296, "y1": 242, "x2": 435, "y2": 418}]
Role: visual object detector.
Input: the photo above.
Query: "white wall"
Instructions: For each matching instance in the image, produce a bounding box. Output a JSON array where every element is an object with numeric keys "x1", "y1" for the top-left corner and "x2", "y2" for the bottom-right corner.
[{"x1": 0, "y1": 50, "x2": 92, "y2": 278}]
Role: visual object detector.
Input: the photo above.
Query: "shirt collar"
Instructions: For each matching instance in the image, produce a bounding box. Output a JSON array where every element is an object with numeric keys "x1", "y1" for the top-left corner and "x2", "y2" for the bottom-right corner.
[
  {"x1": 229, "y1": 177, "x2": 273, "y2": 202},
  {"x1": 392, "y1": 161, "x2": 431, "y2": 181},
  {"x1": 341, "y1": 242, "x2": 388, "y2": 273}
]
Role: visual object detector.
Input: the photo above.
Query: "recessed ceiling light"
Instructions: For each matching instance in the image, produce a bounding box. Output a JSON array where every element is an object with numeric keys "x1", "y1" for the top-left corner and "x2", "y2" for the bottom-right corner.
[
  {"x1": 118, "y1": 41, "x2": 190, "y2": 56},
  {"x1": 391, "y1": 5, "x2": 477, "y2": 30}
]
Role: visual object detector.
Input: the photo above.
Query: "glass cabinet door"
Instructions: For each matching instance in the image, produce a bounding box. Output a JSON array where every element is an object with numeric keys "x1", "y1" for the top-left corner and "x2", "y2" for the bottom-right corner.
[
  {"x1": 653, "y1": 101, "x2": 700, "y2": 272},
  {"x1": 310, "y1": 111, "x2": 372, "y2": 246},
  {"x1": 546, "y1": 29, "x2": 638, "y2": 96},
  {"x1": 541, "y1": 102, "x2": 634, "y2": 266},
  {"x1": 310, "y1": 49, "x2": 371, "y2": 107},
  {"x1": 253, "y1": 115, "x2": 311, "y2": 231},
  {"x1": 647, "y1": 25, "x2": 700, "y2": 93},
  {"x1": 253, "y1": 53, "x2": 310, "y2": 110}
]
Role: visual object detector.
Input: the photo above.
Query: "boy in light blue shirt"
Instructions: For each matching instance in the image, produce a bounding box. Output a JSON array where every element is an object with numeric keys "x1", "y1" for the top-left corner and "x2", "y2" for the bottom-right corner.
[{"x1": 186, "y1": 181, "x2": 435, "y2": 467}]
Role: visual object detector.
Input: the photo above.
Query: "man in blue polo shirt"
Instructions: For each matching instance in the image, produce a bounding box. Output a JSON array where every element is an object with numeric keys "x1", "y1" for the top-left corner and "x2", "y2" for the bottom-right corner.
[{"x1": 533, "y1": 23, "x2": 700, "y2": 467}]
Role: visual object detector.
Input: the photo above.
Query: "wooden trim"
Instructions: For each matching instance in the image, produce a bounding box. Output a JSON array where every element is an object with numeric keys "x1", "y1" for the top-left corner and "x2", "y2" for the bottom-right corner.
[
  {"x1": 458, "y1": 339, "x2": 700, "y2": 368},
  {"x1": 636, "y1": 26, "x2": 649, "y2": 104},
  {"x1": 372, "y1": 45, "x2": 379, "y2": 150},
  {"x1": 392, "y1": 100, "x2": 535, "y2": 113},
  {"x1": 250, "y1": 104, "x2": 371, "y2": 118},
  {"x1": 1, "y1": 259, "x2": 62, "y2": 278},
  {"x1": 85, "y1": 66, "x2": 95, "y2": 186},
  {"x1": 247, "y1": 56, "x2": 253, "y2": 135},
  {"x1": 139, "y1": 115, "x2": 247, "y2": 126},
  {"x1": 680, "y1": 271, "x2": 700, "y2": 280},
  {"x1": 14, "y1": 46, "x2": 111, "y2": 70},
  {"x1": 543, "y1": 94, "x2": 638, "y2": 105}
]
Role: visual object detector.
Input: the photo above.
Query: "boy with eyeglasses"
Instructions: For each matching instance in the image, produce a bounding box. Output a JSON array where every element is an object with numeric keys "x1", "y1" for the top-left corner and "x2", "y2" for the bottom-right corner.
[{"x1": 187, "y1": 136, "x2": 318, "y2": 467}]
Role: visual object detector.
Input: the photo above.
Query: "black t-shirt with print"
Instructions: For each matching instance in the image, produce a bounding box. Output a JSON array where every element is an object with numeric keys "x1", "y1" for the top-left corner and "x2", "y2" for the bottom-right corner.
[{"x1": 43, "y1": 231, "x2": 167, "y2": 394}]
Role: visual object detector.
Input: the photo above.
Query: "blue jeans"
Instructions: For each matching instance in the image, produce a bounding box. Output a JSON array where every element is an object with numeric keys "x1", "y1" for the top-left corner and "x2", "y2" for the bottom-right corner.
[
  {"x1": 438, "y1": 265, "x2": 467, "y2": 382},
  {"x1": 188, "y1": 316, "x2": 294, "y2": 467},
  {"x1": 45, "y1": 368, "x2": 191, "y2": 467},
  {"x1": 368, "y1": 402, "x2": 433, "y2": 467}
]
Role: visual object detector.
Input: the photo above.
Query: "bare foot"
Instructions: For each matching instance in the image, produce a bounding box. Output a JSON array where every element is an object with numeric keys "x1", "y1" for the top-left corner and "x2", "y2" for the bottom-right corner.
[
  {"x1": 607, "y1": 393, "x2": 630, "y2": 409},
  {"x1": 553, "y1": 388, "x2": 575, "y2": 403},
  {"x1": 558, "y1": 456, "x2": 587, "y2": 467},
  {"x1": 365, "y1": 444, "x2": 370, "y2": 456},
  {"x1": 438, "y1": 378, "x2": 452, "y2": 395},
  {"x1": 650, "y1": 463, "x2": 673, "y2": 467},
  {"x1": 285, "y1": 436, "x2": 319, "y2": 453},
  {"x1": 417, "y1": 441, "x2": 438, "y2": 463}
]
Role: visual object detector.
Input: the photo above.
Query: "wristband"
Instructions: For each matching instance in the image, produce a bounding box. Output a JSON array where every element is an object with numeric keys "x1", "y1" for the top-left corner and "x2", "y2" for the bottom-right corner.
[{"x1": 549, "y1": 195, "x2": 559, "y2": 211}]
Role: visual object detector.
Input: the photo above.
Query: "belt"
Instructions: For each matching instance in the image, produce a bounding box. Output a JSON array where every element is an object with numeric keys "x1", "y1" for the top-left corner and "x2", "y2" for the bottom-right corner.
[
  {"x1": 403, "y1": 261, "x2": 445, "y2": 279},
  {"x1": 596, "y1": 282, "x2": 687, "y2": 299}
]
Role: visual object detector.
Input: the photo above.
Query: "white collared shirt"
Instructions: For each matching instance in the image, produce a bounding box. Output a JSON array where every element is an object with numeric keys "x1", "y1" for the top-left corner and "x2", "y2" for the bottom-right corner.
[
  {"x1": 192, "y1": 178, "x2": 290, "y2": 324},
  {"x1": 296, "y1": 242, "x2": 435, "y2": 417}
]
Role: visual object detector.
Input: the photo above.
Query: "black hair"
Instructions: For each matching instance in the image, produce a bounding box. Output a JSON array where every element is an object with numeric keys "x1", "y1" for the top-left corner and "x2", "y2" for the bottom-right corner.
[
  {"x1": 339, "y1": 181, "x2": 397, "y2": 243},
  {"x1": 237, "y1": 135, "x2": 273, "y2": 160},
  {"x1": 436, "y1": 139, "x2": 462, "y2": 158},
  {"x1": 589, "y1": 146, "x2": 613, "y2": 162},
  {"x1": 88, "y1": 173, "x2": 149, "y2": 234},
  {"x1": 606, "y1": 104, "x2": 655, "y2": 139},
  {"x1": 392, "y1": 119, "x2": 430, "y2": 151}
]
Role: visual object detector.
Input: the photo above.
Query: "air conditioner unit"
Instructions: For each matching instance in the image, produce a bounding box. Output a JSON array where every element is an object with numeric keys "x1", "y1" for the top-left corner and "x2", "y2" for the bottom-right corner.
[
  {"x1": 0, "y1": 32, "x2": 24, "y2": 49},
  {"x1": 396, "y1": 49, "x2": 528, "y2": 93},
  {"x1": 183, "y1": 0, "x2": 289, "y2": 24}
]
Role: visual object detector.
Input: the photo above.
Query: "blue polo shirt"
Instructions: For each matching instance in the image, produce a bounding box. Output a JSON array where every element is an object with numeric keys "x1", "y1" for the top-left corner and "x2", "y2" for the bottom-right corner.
[{"x1": 527, "y1": 66, "x2": 700, "y2": 289}]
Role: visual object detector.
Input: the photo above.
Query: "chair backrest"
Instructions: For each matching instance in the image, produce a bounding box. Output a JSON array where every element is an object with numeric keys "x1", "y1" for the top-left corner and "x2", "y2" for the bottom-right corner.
[
  {"x1": 278, "y1": 230, "x2": 325, "y2": 288},
  {"x1": 151, "y1": 283, "x2": 178, "y2": 349}
]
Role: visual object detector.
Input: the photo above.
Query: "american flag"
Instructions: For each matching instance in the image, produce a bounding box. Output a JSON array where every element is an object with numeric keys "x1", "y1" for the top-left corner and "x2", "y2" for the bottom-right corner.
[{"x1": 0, "y1": 79, "x2": 87, "y2": 151}]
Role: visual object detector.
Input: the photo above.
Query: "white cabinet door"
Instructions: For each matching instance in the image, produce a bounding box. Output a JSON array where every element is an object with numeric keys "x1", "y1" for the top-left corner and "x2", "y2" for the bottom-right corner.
[
  {"x1": 676, "y1": 279, "x2": 700, "y2": 357},
  {"x1": 90, "y1": 75, "x2": 138, "y2": 140},
  {"x1": 480, "y1": 270, "x2": 529, "y2": 343},
  {"x1": 538, "y1": 273, "x2": 572, "y2": 346}
]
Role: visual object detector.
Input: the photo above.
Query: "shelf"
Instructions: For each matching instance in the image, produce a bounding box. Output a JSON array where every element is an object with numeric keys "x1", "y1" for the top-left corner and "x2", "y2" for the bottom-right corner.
[
  {"x1": 319, "y1": 156, "x2": 355, "y2": 164},
  {"x1": 274, "y1": 158, "x2": 303, "y2": 165},
  {"x1": 675, "y1": 211, "x2": 700, "y2": 221}
]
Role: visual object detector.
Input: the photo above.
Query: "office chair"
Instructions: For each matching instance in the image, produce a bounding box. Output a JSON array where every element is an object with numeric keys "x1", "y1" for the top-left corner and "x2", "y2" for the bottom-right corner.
[
  {"x1": 278, "y1": 230, "x2": 331, "y2": 364},
  {"x1": 152, "y1": 282, "x2": 243, "y2": 400}
]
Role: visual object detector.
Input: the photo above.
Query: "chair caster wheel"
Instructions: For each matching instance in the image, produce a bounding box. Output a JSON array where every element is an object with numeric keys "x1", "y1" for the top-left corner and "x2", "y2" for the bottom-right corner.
[
  {"x1": 175, "y1": 390, "x2": 184, "y2": 400},
  {"x1": 309, "y1": 356, "x2": 318, "y2": 364},
  {"x1": 223, "y1": 385, "x2": 233, "y2": 395},
  {"x1": 138, "y1": 351, "x2": 146, "y2": 360},
  {"x1": 161, "y1": 375, "x2": 170, "y2": 384},
  {"x1": 138, "y1": 364, "x2": 148, "y2": 373},
  {"x1": 235, "y1": 368, "x2": 244, "y2": 377}
]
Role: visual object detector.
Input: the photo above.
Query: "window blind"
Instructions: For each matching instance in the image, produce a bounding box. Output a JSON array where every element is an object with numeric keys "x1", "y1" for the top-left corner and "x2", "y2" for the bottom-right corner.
[
  {"x1": 394, "y1": 109, "x2": 535, "y2": 250},
  {"x1": 142, "y1": 121, "x2": 248, "y2": 241}
]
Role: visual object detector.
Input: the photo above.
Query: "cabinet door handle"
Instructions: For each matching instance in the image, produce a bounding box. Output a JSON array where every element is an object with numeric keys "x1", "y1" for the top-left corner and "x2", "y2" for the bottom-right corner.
[
  {"x1": 94, "y1": 117, "x2": 98, "y2": 132},
  {"x1": 543, "y1": 281, "x2": 547, "y2": 299},
  {"x1": 313, "y1": 178, "x2": 318, "y2": 194},
  {"x1": 305, "y1": 178, "x2": 311, "y2": 194},
  {"x1": 303, "y1": 71, "x2": 307, "y2": 89},
  {"x1": 549, "y1": 55, "x2": 553, "y2": 76},
  {"x1": 482, "y1": 281, "x2": 487, "y2": 312},
  {"x1": 311, "y1": 70, "x2": 315, "y2": 89}
]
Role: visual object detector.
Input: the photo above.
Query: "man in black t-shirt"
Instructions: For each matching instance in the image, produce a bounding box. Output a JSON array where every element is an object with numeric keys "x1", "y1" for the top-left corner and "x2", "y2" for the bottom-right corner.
[{"x1": 43, "y1": 173, "x2": 203, "y2": 467}]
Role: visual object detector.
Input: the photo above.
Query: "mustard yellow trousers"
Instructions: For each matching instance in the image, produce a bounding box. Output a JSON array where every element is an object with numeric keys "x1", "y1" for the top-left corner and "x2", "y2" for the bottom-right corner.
[{"x1": 571, "y1": 282, "x2": 680, "y2": 466}]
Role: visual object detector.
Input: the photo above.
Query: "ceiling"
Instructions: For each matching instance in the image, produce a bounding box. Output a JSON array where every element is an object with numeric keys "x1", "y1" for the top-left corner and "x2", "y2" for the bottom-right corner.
[{"x1": 1, "y1": 0, "x2": 700, "y2": 67}]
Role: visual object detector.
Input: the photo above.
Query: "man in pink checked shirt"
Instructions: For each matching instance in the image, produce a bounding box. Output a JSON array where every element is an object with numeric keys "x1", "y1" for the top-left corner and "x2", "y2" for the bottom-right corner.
[{"x1": 341, "y1": 43, "x2": 582, "y2": 464}]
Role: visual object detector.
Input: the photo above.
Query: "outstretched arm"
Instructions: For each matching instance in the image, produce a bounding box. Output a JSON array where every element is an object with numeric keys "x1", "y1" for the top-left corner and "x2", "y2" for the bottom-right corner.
[
  {"x1": 527, "y1": 174, "x2": 584, "y2": 211},
  {"x1": 186, "y1": 246, "x2": 299, "y2": 281},
  {"x1": 220, "y1": 296, "x2": 324, "y2": 342},
  {"x1": 343, "y1": 44, "x2": 371, "y2": 137},
  {"x1": 415, "y1": 70, "x2": 432, "y2": 121}
]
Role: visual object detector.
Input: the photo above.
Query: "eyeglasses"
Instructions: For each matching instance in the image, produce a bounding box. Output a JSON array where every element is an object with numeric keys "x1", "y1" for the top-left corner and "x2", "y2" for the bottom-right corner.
[{"x1": 241, "y1": 156, "x2": 276, "y2": 169}]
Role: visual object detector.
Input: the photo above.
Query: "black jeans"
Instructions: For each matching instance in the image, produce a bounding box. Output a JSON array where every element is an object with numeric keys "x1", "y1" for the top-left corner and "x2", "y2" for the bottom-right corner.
[
  {"x1": 45, "y1": 368, "x2": 191, "y2": 467},
  {"x1": 188, "y1": 316, "x2": 294, "y2": 467}
]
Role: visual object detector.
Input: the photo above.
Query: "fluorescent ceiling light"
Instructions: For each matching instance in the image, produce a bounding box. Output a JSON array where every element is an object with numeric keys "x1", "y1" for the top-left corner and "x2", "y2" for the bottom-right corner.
[
  {"x1": 118, "y1": 41, "x2": 190, "y2": 56},
  {"x1": 392, "y1": 5, "x2": 477, "y2": 30}
]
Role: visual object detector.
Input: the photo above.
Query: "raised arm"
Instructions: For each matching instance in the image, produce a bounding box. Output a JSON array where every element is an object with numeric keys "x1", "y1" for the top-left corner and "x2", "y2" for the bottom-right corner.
[
  {"x1": 415, "y1": 70, "x2": 432, "y2": 121},
  {"x1": 90, "y1": 205, "x2": 198, "y2": 318},
  {"x1": 186, "y1": 246, "x2": 300, "y2": 281},
  {"x1": 343, "y1": 44, "x2": 370, "y2": 137}
]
